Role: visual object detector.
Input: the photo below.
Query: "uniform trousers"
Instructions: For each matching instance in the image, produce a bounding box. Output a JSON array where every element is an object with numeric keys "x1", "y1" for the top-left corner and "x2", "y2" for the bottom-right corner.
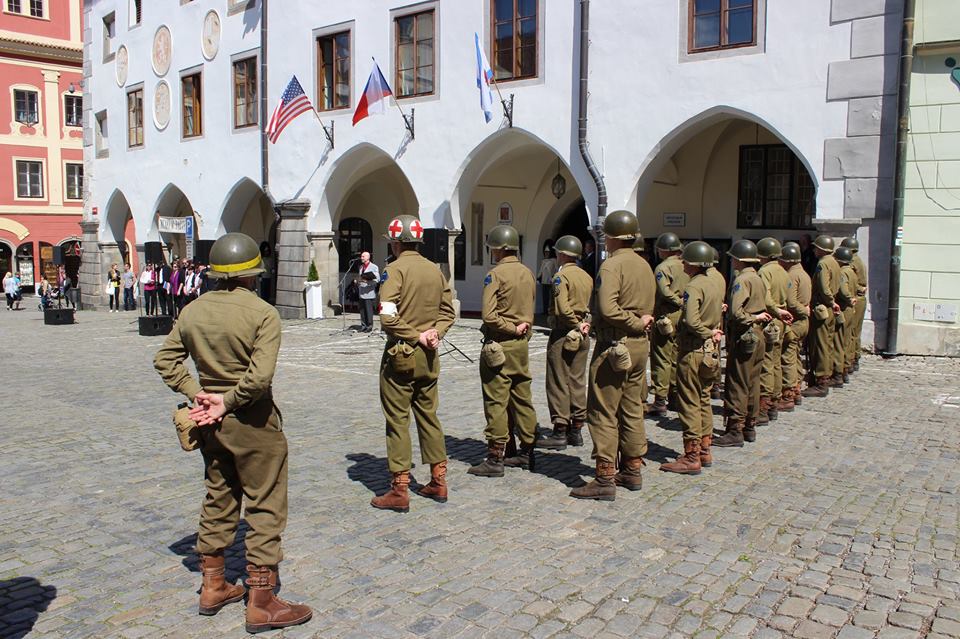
[
  {"x1": 650, "y1": 309, "x2": 681, "y2": 399},
  {"x1": 724, "y1": 325, "x2": 764, "y2": 424},
  {"x1": 781, "y1": 318, "x2": 809, "y2": 391},
  {"x1": 759, "y1": 318, "x2": 784, "y2": 399},
  {"x1": 810, "y1": 313, "x2": 842, "y2": 379},
  {"x1": 545, "y1": 328, "x2": 589, "y2": 426},
  {"x1": 587, "y1": 335, "x2": 649, "y2": 462},
  {"x1": 676, "y1": 340, "x2": 715, "y2": 441},
  {"x1": 480, "y1": 337, "x2": 537, "y2": 446},
  {"x1": 380, "y1": 345, "x2": 446, "y2": 473}
]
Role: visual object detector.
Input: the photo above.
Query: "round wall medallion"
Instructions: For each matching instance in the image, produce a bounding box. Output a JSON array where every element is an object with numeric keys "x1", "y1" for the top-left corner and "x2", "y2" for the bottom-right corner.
[
  {"x1": 152, "y1": 25, "x2": 173, "y2": 76},
  {"x1": 154, "y1": 80, "x2": 171, "y2": 130},
  {"x1": 201, "y1": 10, "x2": 222, "y2": 60},
  {"x1": 115, "y1": 45, "x2": 129, "y2": 86}
]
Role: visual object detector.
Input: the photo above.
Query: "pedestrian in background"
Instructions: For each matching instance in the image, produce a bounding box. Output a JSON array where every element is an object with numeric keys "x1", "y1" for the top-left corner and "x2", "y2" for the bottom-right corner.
[
  {"x1": 12, "y1": 272, "x2": 22, "y2": 310},
  {"x1": 108, "y1": 264, "x2": 122, "y2": 312},
  {"x1": 536, "y1": 244, "x2": 558, "y2": 316},
  {"x1": 4, "y1": 271, "x2": 15, "y2": 310},
  {"x1": 141, "y1": 263, "x2": 158, "y2": 315},
  {"x1": 122, "y1": 263, "x2": 136, "y2": 311},
  {"x1": 357, "y1": 251, "x2": 379, "y2": 332},
  {"x1": 156, "y1": 261, "x2": 171, "y2": 316},
  {"x1": 169, "y1": 259, "x2": 183, "y2": 317}
]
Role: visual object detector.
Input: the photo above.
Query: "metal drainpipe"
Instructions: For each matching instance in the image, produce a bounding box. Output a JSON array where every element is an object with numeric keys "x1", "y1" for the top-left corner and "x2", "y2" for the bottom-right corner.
[
  {"x1": 883, "y1": 0, "x2": 916, "y2": 358},
  {"x1": 578, "y1": 0, "x2": 607, "y2": 272},
  {"x1": 260, "y1": 0, "x2": 269, "y2": 195}
]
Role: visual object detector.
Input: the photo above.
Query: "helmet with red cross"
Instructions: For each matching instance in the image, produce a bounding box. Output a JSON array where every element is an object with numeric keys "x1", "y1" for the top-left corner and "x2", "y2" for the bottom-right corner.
[{"x1": 384, "y1": 215, "x2": 425, "y2": 244}]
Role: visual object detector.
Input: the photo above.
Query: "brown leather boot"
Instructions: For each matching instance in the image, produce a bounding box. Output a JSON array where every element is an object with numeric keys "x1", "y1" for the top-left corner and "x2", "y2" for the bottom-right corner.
[
  {"x1": 648, "y1": 397, "x2": 668, "y2": 417},
  {"x1": 757, "y1": 398, "x2": 771, "y2": 425},
  {"x1": 792, "y1": 384, "x2": 803, "y2": 406},
  {"x1": 714, "y1": 421, "x2": 744, "y2": 447},
  {"x1": 415, "y1": 461, "x2": 447, "y2": 503},
  {"x1": 659, "y1": 440, "x2": 701, "y2": 475},
  {"x1": 829, "y1": 373, "x2": 844, "y2": 388},
  {"x1": 245, "y1": 565, "x2": 312, "y2": 634},
  {"x1": 467, "y1": 442, "x2": 505, "y2": 477},
  {"x1": 567, "y1": 421, "x2": 584, "y2": 447},
  {"x1": 570, "y1": 459, "x2": 617, "y2": 500},
  {"x1": 743, "y1": 418, "x2": 757, "y2": 443},
  {"x1": 504, "y1": 442, "x2": 535, "y2": 469},
  {"x1": 198, "y1": 553, "x2": 245, "y2": 616},
  {"x1": 535, "y1": 422, "x2": 568, "y2": 450},
  {"x1": 802, "y1": 377, "x2": 831, "y2": 397},
  {"x1": 614, "y1": 456, "x2": 645, "y2": 490},
  {"x1": 700, "y1": 435, "x2": 713, "y2": 467},
  {"x1": 776, "y1": 390, "x2": 795, "y2": 412},
  {"x1": 370, "y1": 471, "x2": 410, "y2": 513}
]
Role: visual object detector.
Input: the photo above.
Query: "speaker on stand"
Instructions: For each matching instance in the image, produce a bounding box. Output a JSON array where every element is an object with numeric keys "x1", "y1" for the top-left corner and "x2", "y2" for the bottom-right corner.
[
  {"x1": 194, "y1": 240, "x2": 215, "y2": 265},
  {"x1": 144, "y1": 241, "x2": 165, "y2": 265},
  {"x1": 421, "y1": 228, "x2": 449, "y2": 264}
]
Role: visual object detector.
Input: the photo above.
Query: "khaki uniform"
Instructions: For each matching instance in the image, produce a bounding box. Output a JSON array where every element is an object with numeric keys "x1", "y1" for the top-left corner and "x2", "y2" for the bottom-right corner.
[
  {"x1": 545, "y1": 263, "x2": 593, "y2": 426},
  {"x1": 650, "y1": 255, "x2": 690, "y2": 400},
  {"x1": 758, "y1": 261, "x2": 790, "y2": 400},
  {"x1": 481, "y1": 255, "x2": 538, "y2": 445},
  {"x1": 676, "y1": 273, "x2": 723, "y2": 441},
  {"x1": 377, "y1": 250, "x2": 456, "y2": 473},
  {"x1": 851, "y1": 253, "x2": 868, "y2": 361},
  {"x1": 810, "y1": 255, "x2": 843, "y2": 379},
  {"x1": 587, "y1": 248, "x2": 656, "y2": 462},
  {"x1": 782, "y1": 264, "x2": 812, "y2": 391},
  {"x1": 839, "y1": 264, "x2": 859, "y2": 371},
  {"x1": 723, "y1": 267, "x2": 766, "y2": 425},
  {"x1": 706, "y1": 266, "x2": 727, "y2": 385},
  {"x1": 154, "y1": 286, "x2": 287, "y2": 567}
]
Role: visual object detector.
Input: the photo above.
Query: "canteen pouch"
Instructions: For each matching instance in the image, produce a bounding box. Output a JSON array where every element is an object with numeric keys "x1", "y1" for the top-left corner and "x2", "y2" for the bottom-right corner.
[
  {"x1": 814, "y1": 304, "x2": 831, "y2": 321},
  {"x1": 607, "y1": 339, "x2": 632, "y2": 373},
  {"x1": 699, "y1": 340, "x2": 722, "y2": 378},
  {"x1": 387, "y1": 341, "x2": 417, "y2": 375},
  {"x1": 738, "y1": 328, "x2": 759, "y2": 355},
  {"x1": 563, "y1": 329, "x2": 583, "y2": 353},
  {"x1": 480, "y1": 340, "x2": 506, "y2": 369},
  {"x1": 173, "y1": 403, "x2": 201, "y2": 452},
  {"x1": 763, "y1": 321, "x2": 782, "y2": 345},
  {"x1": 655, "y1": 315, "x2": 675, "y2": 337}
]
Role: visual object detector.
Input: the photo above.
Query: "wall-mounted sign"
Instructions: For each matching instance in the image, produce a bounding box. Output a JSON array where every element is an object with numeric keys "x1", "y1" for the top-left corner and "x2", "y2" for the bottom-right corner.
[
  {"x1": 497, "y1": 202, "x2": 513, "y2": 225},
  {"x1": 158, "y1": 216, "x2": 189, "y2": 233},
  {"x1": 663, "y1": 212, "x2": 686, "y2": 228}
]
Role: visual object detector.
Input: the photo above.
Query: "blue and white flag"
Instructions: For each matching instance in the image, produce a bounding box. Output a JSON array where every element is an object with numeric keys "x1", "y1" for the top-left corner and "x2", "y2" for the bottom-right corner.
[{"x1": 475, "y1": 32, "x2": 495, "y2": 123}]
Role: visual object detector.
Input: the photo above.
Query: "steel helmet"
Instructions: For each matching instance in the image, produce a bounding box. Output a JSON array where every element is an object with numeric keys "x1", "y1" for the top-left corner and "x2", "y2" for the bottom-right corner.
[
  {"x1": 727, "y1": 239, "x2": 760, "y2": 263},
  {"x1": 207, "y1": 233, "x2": 265, "y2": 280},
  {"x1": 486, "y1": 224, "x2": 521, "y2": 250},
  {"x1": 632, "y1": 235, "x2": 646, "y2": 253},
  {"x1": 813, "y1": 235, "x2": 835, "y2": 253},
  {"x1": 783, "y1": 241, "x2": 800, "y2": 251},
  {"x1": 780, "y1": 244, "x2": 802, "y2": 263},
  {"x1": 682, "y1": 241, "x2": 714, "y2": 267},
  {"x1": 655, "y1": 232, "x2": 682, "y2": 252},
  {"x1": 384, "y1": 215, "x2": 425, "y2": 244},
  {"x1": 554, "y1": 235, "x2": 582, "y2": 258},
  {"x1": 602, "y1": 210, "x2": 639, "y2": 240},
  {"x1": 834, "y1": 246, "x2": 853, "y2": 264},
  {"x1": 757, "y1": 237, "x2": 782, "y2": 259},
  {"x1": 840, "y1": 237, "x2": 860, "y2": 252},
  {"x1": 712, "y1": 247, "x2": 720, "y2": 264}
]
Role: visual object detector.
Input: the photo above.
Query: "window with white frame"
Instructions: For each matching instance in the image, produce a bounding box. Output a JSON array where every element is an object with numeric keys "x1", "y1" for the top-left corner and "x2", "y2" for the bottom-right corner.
[
  {"x1": 65, "y1": 163, "x2": 83, "y2": 200},
  {"x1": 181, "y1": 72, "x2": 202, "y2": 138},
  {"x1": 14, "y1": 90, "x2": 39, "y2": 125},
  {"x1": 64, "y1": 95, "x2": 82, "y2": 127},
  {"x1": 127, "y1": 87, "x2": 144, "y2": 148},
  {"x1": 233, "y1": 57, "x2": 258, "y2": 128},
  {"x1": 129, "y1": 0, "x2": 141, "y2": 27},
  {"x1": 16, "y1": 160, "x2": 43, "y2": 198}
]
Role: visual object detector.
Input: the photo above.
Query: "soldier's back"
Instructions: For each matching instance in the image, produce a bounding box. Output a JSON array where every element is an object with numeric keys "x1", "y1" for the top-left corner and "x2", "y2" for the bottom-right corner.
[
  {"x1": 603, "y1": 250, "x2": 655, "y2": 317},
  {"x1": 384, "y1": 251, "x2": 447, "y2": 332}
]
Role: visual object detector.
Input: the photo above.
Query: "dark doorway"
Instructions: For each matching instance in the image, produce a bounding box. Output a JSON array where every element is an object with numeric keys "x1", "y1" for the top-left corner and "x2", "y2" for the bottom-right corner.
[{"x1": 552, "y1": 199, "x2": 591, "y2": 244}]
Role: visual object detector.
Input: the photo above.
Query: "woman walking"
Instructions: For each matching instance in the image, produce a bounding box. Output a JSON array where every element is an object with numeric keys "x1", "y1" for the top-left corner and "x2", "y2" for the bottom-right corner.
[
  {"x1": 3, "y1": 272, "x2": 14, "y2": 310},
  {"x1": 108, "y1": 264, "x2": 121, "y2": 312}
]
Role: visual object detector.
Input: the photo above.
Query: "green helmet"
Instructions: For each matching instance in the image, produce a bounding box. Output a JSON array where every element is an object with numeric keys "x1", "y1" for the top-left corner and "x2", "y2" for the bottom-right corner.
[
  {"x1": 835, "y1": 246, "x2": 853, "y2": 264},
  {"x1": 757, "y1": 237, "x2": 782, "y2": 259},
  {"x1": 486, "y1": 224, "x2": 520, "y2": 250},
  {"x1": 727, "y1": 239, "x2": 759, "y2": 263},
  {"x1": 780, "y1": 244, "x2": 802, "y2": 263},
  {"x1": 384, "y1": 214, "x2": 425, "y2": 243},
  {"x1": 655, "y1": 232, "x2": 682, "y2": 252},
  {"x1": 840, "y1": 237, "x2": 860, "y2": 252},
  {"x1": 554, "y1": 235, "x2": 582, "y2": 258},
  {"x1": 682, "y1": 241, "x2": 713, "y2": 267},
  {"x1": 712, "y1": 247, "x2": 720, "y2": 264},
  {"x1": 207, "y1": 233, "x2": 265, "y2": 280},
  {"x1": 783, "y1": 241, "x2": 800, "y2": 251},
  {"x1": 632, "y1": 235, "x2": 646, "y2": 253},
  {"x1": 602, "y1": 210, "x2": 639, "y2": 240},
  {"x1": 813, "y1": 235, "x2": 835, "y2": 253}
]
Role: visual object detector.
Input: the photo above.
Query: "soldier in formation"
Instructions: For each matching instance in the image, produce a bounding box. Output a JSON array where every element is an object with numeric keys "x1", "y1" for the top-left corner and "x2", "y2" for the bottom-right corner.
[
  {"x1": 755, "y1": 238, "x2": 793, "y2": 424},
  {"x1": 648, "y1": 233, "x2": 688, "y2": 416}
]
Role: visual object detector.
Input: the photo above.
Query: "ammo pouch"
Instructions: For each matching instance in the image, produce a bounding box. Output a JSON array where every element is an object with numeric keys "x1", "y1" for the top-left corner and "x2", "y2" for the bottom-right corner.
[
  {"x1": 481, "y1": 340, "x2": 506, "y2": 368},
  {"x1": 173, "y1": 403, "x2": 202, "y2": 452},
  {"x1": 836, "y1": 311, "x2": 845, "y2": 326},
  {"x1": 655, "y1": 315, "x2": 675, "y2": 337},
  {"x1": 563, "y1": 329, "x2": 583, "y2": 353},
  {"x1": 699, "y1": 340, "x2": 722, "y2": 378},
  {"x1": 813, "y1": 304, "x2": 831, "y2": 321},
  {"x1": 387, "y1": 341, "x2": 416, "y2": 375},
  {"x1": 738, "y1": 328, "x2": 760, "y2": 355},
  {"x1": 763, "y1": 321, "x2": 782, "y2": 345},
  {"x1": 607, "y1": 339, "x2": 632, "y2": 372}
]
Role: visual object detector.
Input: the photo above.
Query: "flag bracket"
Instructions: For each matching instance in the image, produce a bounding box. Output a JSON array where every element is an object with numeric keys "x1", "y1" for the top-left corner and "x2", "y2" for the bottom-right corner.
[
  {"x1": 321, "y1": 119, "x2": 335, "y2": 148},
  {"x1": 501, "y1": 94, "x2": 514, "y2": 127},
  {"x1": 402, "y1": 108, "x2": 415, "y2": 139}
]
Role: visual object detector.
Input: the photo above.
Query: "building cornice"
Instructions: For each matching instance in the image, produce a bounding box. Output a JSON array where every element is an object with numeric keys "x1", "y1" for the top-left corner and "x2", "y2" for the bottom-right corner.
[{"x1": 0, "y1": 32, "x2": 82, "y2": 64}]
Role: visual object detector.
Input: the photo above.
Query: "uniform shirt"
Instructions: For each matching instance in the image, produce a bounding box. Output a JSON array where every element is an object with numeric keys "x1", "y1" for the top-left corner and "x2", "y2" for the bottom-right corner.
[
  {"x1": 838, "y1": 264, "x2": 858, "y2": 310},
  {"x1": 680, "y1": 271, "x2": 723, "y2": 342},
  {"x1": 758, "y1": 261, "x2": 790, "y2": 316},
  {"x1": 654, "y1": 254, "x2": 689, "y2": 316},
  {"x1": 786, "y1": 263, "x2": 812, "y2": 320},
  {"x1": 706, "y1": 267, "x2": 727, "y2": 306},
  {"x1": 551, "y1": 263, "x2": 592, "y2": 331},
  {"x1": 378, "y1": 250, "x2": 455, "y2": 343},
  {"x1": 593, "y1": 248, "x2": 656, "y2": 337},
  {"x1": 154, "y1": 285, "x2": 280, "y2": 413},
  {"x1": 482, "y1": 255, "x2": 536, "y2": 339},
  {"x1": 851, "y1": 253, "x2": 868, "y2": 297},
  {"x1": 726, "y1": 266, "x2": 765, "y2": 333},
  {"x1": 812, "y1": 255, "x2": 841, "y2": 307}
]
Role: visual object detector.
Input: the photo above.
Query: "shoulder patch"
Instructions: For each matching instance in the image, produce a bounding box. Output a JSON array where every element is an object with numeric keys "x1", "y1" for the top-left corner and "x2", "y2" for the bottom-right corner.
[
  {"x1": 656, "y1": 271, "x2": 663, "y2": 281},
  {"x1": 787, "y1": 281, "x2": 793, "y2": 288},
  {"x1": 733, "y1": 283, "x2": 741, "y2": 293},
  {"x1": 553, "y1": 276, "x2": 562, "y2": 286},
  {"x1": 683, "y1": 292, "x2": 689, "y2": 302},
  {"x1": 381, "y1": 270, "x2": 388, "y2": 282},
  {"x1": 815, "y1": 264, "x2": 822, "y2": 273},
  {"x1": 484, "y1": 274, "x2": 492, "y2": 286}
]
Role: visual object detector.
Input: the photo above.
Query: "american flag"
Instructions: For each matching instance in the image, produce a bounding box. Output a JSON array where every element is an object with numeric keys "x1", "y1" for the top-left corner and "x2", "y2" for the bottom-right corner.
[{"x1": 266, "y1": 76, "x2": 314, "y2": 144}]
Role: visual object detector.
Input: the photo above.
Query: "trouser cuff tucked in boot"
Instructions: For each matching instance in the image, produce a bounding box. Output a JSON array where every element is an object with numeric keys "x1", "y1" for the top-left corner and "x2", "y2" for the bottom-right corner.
[
  {"x1": 198, "y1": 552, "x2": 246, "y2": 616},
  {"x1": 370, "y1": 471, "x2": 410, "y2": 513},
  {"x1": 659, "y1": 439, "x2": 701, "y2": 475},
  {"x1": 467, "y1": 442, "x2": 505, "y2": 477},
  {"x1": 415, "y1": 460, "x2": 447, "y2": 503},
  {"x1": 245, "y1": 565, "x2": 312, "y2": 634},
  {"x1": 535, "y1": 421, "x2": 568, "y2": 450},
  {"x1": 615, "y1": 456, "x2": 646, "y2": 490},
  {"x1": 570, "y1": 458, "x2": 617, "y2": 500},
  {"x1": 713, "y1": 421, "x2": 745, "y2": 448}
]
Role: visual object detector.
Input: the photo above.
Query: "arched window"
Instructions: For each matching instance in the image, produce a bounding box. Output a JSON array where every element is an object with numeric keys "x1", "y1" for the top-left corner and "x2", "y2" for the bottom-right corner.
[
  {"x1": 0, "y1": 242, "x2": 12, "y2": 276},
  {"x1": 337, "y1": 217, "x2": 372, "y2": 272},
  {"x1": 15, "y1": 242, "x2": 34, "y2": 289}
]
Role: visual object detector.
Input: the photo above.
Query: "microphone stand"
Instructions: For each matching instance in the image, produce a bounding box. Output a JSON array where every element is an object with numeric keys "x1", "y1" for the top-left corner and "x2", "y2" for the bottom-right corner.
[{"x1": 330, "y1": 257, "x2": 361, "y2": 336}]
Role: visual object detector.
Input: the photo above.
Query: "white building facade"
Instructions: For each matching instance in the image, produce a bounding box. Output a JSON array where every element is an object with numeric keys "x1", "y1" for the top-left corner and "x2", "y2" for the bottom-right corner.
[{"x1": 81, "y1": 0, "x2": 905, "y2": 348}]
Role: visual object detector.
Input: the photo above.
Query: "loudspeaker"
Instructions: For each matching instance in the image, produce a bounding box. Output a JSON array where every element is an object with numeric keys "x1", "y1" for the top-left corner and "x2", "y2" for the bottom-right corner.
[
  {"x1": 52, "y1": 246, "x2": 65, "y2": 265},
  {"x1": 195, "y1": 240, "x2": 215, "y2": 265},
  {"x1": 145, "y1": 241, "x2": 164, "y2": 265},
  {"x1": 139, "y1": 315, "x2": 173, "y2": 336},
  {"x1": 44, "y1": 308, "x2": 75, "y2": 325},
  {"x1": 421, "y1": 228, "x2": 449, "y2": 264}
]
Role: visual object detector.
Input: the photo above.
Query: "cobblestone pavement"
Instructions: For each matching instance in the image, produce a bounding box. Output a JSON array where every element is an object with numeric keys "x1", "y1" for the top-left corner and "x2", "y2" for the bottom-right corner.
[{"x1": 1, "y1": 308, "x2": 959, "y2": 639}]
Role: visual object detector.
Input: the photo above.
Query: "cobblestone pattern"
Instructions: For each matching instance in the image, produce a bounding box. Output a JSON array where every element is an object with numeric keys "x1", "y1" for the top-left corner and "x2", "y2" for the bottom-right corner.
[{"x1": 0, "y1": 310, "x2": 958, "y2": 638}]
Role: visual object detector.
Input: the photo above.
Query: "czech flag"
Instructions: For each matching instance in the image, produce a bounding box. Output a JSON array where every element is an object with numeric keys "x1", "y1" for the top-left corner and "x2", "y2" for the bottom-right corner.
[
  {"x1": 475, "y1": 33, "x2": 495, "y2": 123},
  {"x1": 353, "y1": 61, "x2": 393, "y2": 127}
]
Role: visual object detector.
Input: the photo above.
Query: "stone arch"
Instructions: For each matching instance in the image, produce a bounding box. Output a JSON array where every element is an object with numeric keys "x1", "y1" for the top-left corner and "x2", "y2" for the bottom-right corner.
[
  {"x1": 217, "y1": 177, "x2": 275, "y2": 243},
  {"x1": 148, "y1": 184, "x2": 198, "y2": 260}
]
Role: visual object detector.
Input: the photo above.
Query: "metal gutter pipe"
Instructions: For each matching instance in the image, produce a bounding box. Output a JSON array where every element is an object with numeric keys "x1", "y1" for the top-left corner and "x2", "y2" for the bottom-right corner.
[
  {"x1": 260, "y1": 0, "x2": 269, "y2": 194},
  {"x1": 578, "y1": 0, "x2": 607, "y2": 271}
]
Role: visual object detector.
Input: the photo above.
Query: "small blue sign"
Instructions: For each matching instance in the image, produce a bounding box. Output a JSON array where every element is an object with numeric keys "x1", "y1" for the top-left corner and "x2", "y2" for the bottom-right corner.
[{"x1": 185, "y1": 217, "x2": 194, "y2": 240}]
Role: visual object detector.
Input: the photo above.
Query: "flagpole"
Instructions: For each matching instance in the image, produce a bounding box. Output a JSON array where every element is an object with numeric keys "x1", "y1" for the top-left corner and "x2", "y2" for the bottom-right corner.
[{"x1": 374, "y1": 56, "x2": 415, "y2": 139}]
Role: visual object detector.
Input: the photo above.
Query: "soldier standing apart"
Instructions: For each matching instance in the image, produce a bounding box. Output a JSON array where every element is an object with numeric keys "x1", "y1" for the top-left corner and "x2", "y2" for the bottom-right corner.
[
  {"x1": 371, "y1": 216, "x2": 456, "y2": 513},
  {"x1": 778, "y1": 243, "x2": 812, "y2": 409},
  {"x1": 802, "y1": 236, "x2": 843, "y2": 397},
  {"x1": 537, "y1": 235, "x2": 593, "y2": 450},
  {"x1": 842, "y1": 236, "x2": 868, "y2": 372},
  {"x1": 756, "y1": 238, "x2": 794, "y2": 424},
  {"x1": 648, "y1": 233, "x2": 688, "y2": 416},
  {"x1": 153, "y1": 233, "x2": 312, "y2": 634},
  {"x1": 660, "y1": 242, "x2": 724, "y2": 475},
  {"x1": 715, "y1": 240, "x2": 772, "y2": 448},
  {"x1": 835, "y1": 246, "x2": 859, "y2": 382},
  {"x1": 570, "y1": 211, "x2": 655, "y2": 500},
  {"x1": 469, "y1": 225, "x2": 539, "y2": 477}
]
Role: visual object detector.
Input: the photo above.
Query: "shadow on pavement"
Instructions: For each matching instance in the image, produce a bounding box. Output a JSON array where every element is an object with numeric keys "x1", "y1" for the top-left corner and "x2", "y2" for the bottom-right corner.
[
  {"x1": 169, "y1": 521, "x2": 251, "y2": 590},
  {"x1": 345, "y1": 453, "x2": 393, "y2": 496},
  {"x1": 644, "y1": 441, "x2": 680, "y2": 464},
  {"x1": 0, "y1": 577, "x2": 57, "y2": 639}
]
